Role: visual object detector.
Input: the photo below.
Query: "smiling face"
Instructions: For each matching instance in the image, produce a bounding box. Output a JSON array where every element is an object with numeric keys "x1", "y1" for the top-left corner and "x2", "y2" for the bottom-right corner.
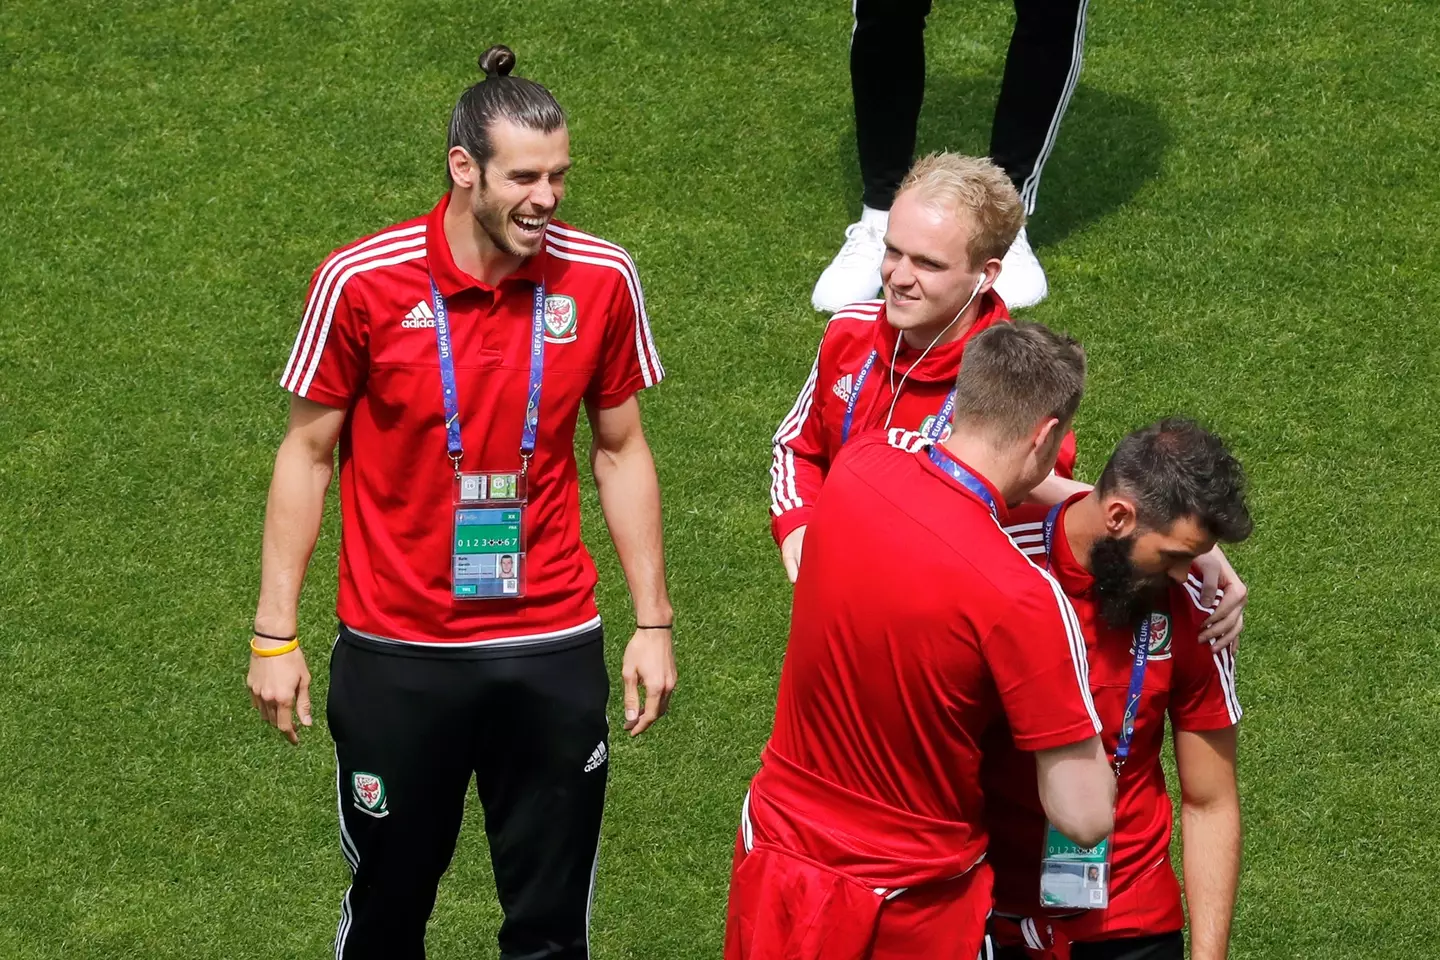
[
  {"x1": 466, "y1": 119, "x2": 571, "y2": 258},
  {"x1": 880, "y1": 190, "x2": 999, "y2": 340}
]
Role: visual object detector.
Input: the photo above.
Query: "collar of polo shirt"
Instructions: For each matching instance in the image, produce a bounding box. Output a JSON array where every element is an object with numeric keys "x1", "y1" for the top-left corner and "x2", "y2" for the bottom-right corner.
[{"x1": 426, "y1": 194, "x2": 548, "y2": 299}]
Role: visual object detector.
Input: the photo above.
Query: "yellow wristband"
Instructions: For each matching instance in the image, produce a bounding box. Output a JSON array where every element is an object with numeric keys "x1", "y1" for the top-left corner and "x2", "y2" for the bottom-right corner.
[{"x1": 250, "y1": 637, "x2": 300, "y2": 657}]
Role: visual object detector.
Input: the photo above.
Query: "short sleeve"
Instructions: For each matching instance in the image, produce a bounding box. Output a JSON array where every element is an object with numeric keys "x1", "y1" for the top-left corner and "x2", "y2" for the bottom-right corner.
[
  {"x1": 587, "y1": 253, "x2": 664, "y2": 408},
  {"x1": 982, "y1": 573, "x2": 1103, "y2": 751},
  {"x1": 1169, "y1": 581, "x2": 1242, "y2": 731},
  {"x1": 280, "y1": 256, "x2": 369, "y2": 408}
]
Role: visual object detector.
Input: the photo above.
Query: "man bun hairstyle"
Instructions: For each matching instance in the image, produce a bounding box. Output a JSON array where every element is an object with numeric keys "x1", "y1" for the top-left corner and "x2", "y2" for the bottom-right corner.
[
  {"x1": 1096, "y1": 418, "x2": 1254, "y2": 543},
  {"x1": 898, "y1": 153, "x2": 1026, "y2": 267},
  {"x1": 478, "y1": 44, "x2": 517, "y2": 78},
  {"x1": 950, "y1": 321, "x2": 1086, "y2": 444},
  {"x1": 447, "y1": 44, "x2": 566, "y2": 183}
]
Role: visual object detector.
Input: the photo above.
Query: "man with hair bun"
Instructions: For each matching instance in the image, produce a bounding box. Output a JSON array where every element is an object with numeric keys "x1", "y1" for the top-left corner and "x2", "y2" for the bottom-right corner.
[
  {"x1": 728, "y1": 321, "x2": 1116, "y2": 960},
  {"x1": 772, "y1": 151, "x2": 1248, "y2": 649},
  {"x1": 246, "y1": 44, "x2": 675, "y2": 959},
  {"x1": 986, "y1": 419, "x2": 1252, "y2": 960}
]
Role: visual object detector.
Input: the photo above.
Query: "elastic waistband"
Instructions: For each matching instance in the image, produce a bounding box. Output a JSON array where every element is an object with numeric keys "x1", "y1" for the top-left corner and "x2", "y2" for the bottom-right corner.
[{"x1": 338, "y1": 621, "x2": 602, "y2": 661}]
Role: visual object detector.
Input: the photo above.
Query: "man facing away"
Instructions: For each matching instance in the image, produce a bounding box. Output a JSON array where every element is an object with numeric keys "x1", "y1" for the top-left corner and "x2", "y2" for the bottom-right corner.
[
  {"x1": 985, "y1": 419, "x2": 1253, "y2": 960},
  {"x1": 727, "y1": 322, "x2": 1115, "y2": 960}
]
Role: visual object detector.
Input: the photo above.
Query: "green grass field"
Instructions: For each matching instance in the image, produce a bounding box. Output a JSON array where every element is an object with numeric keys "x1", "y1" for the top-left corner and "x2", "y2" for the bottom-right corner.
[{"x1": 3, "y1": 0, "x2": 1438, "y2": 956}]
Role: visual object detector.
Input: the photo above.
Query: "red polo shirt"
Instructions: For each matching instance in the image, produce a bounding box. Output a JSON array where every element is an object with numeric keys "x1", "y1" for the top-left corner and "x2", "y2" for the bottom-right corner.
[
  {"x1": 766, "y1": 430, "x2": 1101, "y2": 858},
  {"x1": 280, "y1": 195, "x2": 664, "y2": 646},
  {"x1": 768, "y1": 295, "x2": 1078, "y2": 548},
  {"x1": 984, "y1": 496, "x2": 1242, "y2": 942}
]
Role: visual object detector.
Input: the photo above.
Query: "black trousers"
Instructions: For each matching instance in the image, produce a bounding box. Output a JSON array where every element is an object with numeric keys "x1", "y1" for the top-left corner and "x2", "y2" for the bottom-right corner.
[
  {"x1": 852, "y1": 0, "x2": 1089, "y2": 214},
  {"x1": 327, "y1": 625, "x2": 610, "y2": 960},
  {"x1": 995, "y1": 931, "x2": 1185, "y2": 960}
]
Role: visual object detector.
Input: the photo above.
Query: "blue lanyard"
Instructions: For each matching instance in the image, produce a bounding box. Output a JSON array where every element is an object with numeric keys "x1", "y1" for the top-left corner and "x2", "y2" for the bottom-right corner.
[
  {"x1": 1041, "y1": 504, "x2": 1150, "y2": 775},
  {"x1": 925, "y1": 445, "x2": 998, "y2": 516},
  {"x1": 430, "y1": 277, "x2": 546, "y2": 476},
  {"x1": 840, "y1": 349, "x2": 957, "y2": 445}
]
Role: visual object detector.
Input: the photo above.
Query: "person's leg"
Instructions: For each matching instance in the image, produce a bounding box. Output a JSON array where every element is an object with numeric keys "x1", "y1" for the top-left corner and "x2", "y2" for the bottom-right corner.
[
  {"x1": 814, "y1": 0, "x2": 935, "y2": 312},
  {"x1": 852, "y1": 0, "x2": 934, "y2": 212},
  {"x1": 328, "y1": 632, "x2": 475, "y2": 960},
  {"x1": 989, "y1": 0, "x2": 1089, "y2": 216},
  {"x1": 1069, "y1": 931, "x2": 1185, "y2": 960},
  {"x1": 473, "y1": 630, "x2": 610, "y2": 960}
]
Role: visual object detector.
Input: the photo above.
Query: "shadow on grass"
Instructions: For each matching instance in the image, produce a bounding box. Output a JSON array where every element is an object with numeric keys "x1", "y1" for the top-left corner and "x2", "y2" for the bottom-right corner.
[{"x1": 833, "y1": 76, "x2": 1169, "y2": 248}]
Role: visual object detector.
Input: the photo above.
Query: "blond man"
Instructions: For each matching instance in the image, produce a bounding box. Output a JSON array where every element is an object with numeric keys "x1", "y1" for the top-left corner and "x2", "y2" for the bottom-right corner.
[{"x1": 769, "y1": 154, "x2": 1249, "y2": 641}]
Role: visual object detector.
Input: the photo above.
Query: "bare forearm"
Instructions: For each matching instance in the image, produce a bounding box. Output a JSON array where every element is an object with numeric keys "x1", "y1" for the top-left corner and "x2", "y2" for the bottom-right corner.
[
  {"x1": 1030, "y1": 471, "x2": 1092, "y2": 505},
  {"x1": 1182, "y1": 801, "x2": 1241, "y2": 960},
  {"x1": 254, "y1": 438, "x2": 333, "y2": 634},
  {"x1": 592, "y1": 440, "x2": 671, "y2": 623}
]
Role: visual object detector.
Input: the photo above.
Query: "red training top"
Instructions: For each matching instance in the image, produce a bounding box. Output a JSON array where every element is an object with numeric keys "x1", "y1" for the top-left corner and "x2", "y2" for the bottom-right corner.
[
  {"x1": 768, "y1": 295, "x2": 1077, "y2": 548},
  {"x1": 764, "y1": 430, "x2": 1101, "y2": 878},
  {"x1": 983, "y1": 495, "x2": 1242, "y2": 941},
  {"x1": 280, "y1": 195, "x2": 664, "y2": 646}
]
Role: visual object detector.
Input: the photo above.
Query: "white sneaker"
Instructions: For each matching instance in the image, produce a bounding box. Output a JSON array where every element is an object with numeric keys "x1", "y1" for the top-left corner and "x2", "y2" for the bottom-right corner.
[
  {"x1": 992, "y1": 227, "x2": 1049, "y2": 310},
  {"x1": 811, "y1": 219, "x2": 886, "y2": 313}
]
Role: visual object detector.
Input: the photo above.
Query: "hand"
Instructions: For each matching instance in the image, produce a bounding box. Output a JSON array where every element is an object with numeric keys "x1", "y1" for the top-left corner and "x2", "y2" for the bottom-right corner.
[
  {"x1": 781, "y1": 526, "x2": 807, "y2": 584},
  {"x1": 621, "y1": 627, "x2": 677, "y2": 737},
  {"x1": 247, "y1": 640, "x2": 312, "y2": 745},
  {"x1": 1193, "y1": 546, "x2": 1248, "y2": 654}
]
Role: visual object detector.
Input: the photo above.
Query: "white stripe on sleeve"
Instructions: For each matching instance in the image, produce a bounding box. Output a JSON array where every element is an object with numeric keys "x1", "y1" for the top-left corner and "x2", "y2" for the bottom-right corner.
[
  {"x1": 770, "y1": 345, "x2": 823, "y2": 514},
  {"x1": 283, "y1": 229, "x2": 427, "y2": 392}
]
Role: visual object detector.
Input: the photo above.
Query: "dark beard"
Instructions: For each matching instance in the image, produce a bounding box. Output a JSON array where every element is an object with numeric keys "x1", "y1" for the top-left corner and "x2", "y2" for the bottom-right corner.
[{"x1": 1089, "y1": 535, "x2": 1168, "y2": 630}]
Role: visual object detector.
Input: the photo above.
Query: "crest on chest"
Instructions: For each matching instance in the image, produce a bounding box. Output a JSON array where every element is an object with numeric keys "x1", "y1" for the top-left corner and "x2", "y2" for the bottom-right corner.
[
  {"x1": 543, "y1": 295, "x2": 578, "y2": 343},
  {"x1": 1128, "y1": 611, "x2": 1173, "y2": 660}
]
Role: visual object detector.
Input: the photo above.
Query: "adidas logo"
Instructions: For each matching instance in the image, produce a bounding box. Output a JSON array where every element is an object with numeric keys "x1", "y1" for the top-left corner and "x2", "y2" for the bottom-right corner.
[
  {"x1": 583, "y1": 741, "x2": 608, "y2": 773},
  {"x1": 401, "y1": 300, "x2": 436, "y2": 329},
  {"x1": 832, "y1": 374, "x2": 854, "y2": 403}
]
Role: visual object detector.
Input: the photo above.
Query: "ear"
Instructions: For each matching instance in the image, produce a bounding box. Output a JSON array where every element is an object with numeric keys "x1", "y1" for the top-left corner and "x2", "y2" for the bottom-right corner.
[
  {"x1": 978, "y1": 256, "x2": 1004, "y2": 295},
  {"x1": 1032, "y1": 415, "x2": 1062, "y2": 457},
  {"x1": 1101, "y1": 495, "x2": 1141, "y2": 538},
  {"x1": 448, "y1": 147, "x2": 480, "y2": 189}
]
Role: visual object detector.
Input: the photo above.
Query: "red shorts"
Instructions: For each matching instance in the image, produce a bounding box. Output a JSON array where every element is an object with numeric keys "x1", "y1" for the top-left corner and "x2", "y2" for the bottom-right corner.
[{"x1": 724, "y1": 828, "x2": 993, "y2": 960}]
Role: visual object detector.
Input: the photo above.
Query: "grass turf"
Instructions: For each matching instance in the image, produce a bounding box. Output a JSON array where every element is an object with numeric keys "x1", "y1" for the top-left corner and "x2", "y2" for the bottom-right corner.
[{"x1": 2, "y1": 0, "x2": 1438, "y2": 956}]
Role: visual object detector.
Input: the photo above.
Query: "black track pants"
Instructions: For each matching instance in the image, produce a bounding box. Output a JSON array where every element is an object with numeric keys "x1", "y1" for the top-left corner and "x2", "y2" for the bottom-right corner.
[
  {"x1": 996, "y1": 931, "x2": 1184, "y2": 960},
  {"x1": 851, "y1": 0, "x2": 1089, "y2": 214},
  {"x1": 327, "y1": 625, "x2": 610, "y2": 960}
]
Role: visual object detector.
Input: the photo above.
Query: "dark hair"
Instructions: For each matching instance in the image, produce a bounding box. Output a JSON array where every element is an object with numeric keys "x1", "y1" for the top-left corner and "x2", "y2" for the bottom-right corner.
[
  {"x1": 951, "y1": 321, "x2": 1087, "y2": 443},
  {"x1": 446, "y1": 45, "x2": 566, "y2": 183},
  {"x1": 1096, "y1": 418, "x2": 1254, "y2": 543}
]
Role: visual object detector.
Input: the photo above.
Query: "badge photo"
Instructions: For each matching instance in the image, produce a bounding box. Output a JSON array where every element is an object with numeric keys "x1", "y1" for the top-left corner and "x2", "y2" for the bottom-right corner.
[
  {"x1": 351, "y1": 771, "x2": 389, "y2": 818},
  {"x1": 543, "y1": 295, "x2": 578, "y2": 343}
]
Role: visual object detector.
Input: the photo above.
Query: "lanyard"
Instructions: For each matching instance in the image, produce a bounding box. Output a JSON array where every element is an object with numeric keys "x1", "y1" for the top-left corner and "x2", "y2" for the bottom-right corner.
[
  {"x1": 840, "y1": 349, "x2": 957, "y2": 445},
  {"x1": 925, "y1": 445, "x2": 998, "y2": 516},
  {"x1": 430, "y1": 277, "x2": 546, "y2": 477},
  {"x1": 1041, "y1": 504, "x2": 1151, "y2": 775}
]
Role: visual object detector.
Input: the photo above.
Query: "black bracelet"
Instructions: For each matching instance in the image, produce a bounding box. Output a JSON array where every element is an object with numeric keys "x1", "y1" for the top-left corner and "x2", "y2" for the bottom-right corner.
[
  {"x1": 252, "y1": 628, "x2": 298, "y2": 642},
  {"x1": 636, "y1": 624, "x2": 673, "y2": 631}
]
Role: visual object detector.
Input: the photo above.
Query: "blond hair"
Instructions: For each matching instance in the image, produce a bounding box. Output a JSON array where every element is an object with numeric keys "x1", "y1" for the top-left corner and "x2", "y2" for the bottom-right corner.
[{"x1": 897, "y1": 153, "x2": 1025, "y2": 267}]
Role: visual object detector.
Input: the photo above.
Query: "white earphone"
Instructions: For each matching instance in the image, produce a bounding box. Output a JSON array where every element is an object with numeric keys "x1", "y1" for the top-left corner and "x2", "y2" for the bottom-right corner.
[{"x1": 883, "y1": 271, "x2": 990, "y2": 429}]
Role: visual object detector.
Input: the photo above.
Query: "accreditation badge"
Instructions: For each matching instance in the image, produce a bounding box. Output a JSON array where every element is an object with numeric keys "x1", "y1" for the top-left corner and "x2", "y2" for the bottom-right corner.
[
  {"x1": 451, "y1": 472, "x2": 528, "y2": 600},
  {"x1": 1039, "y1": 821, "x2": 1111, "y2": 909}
]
